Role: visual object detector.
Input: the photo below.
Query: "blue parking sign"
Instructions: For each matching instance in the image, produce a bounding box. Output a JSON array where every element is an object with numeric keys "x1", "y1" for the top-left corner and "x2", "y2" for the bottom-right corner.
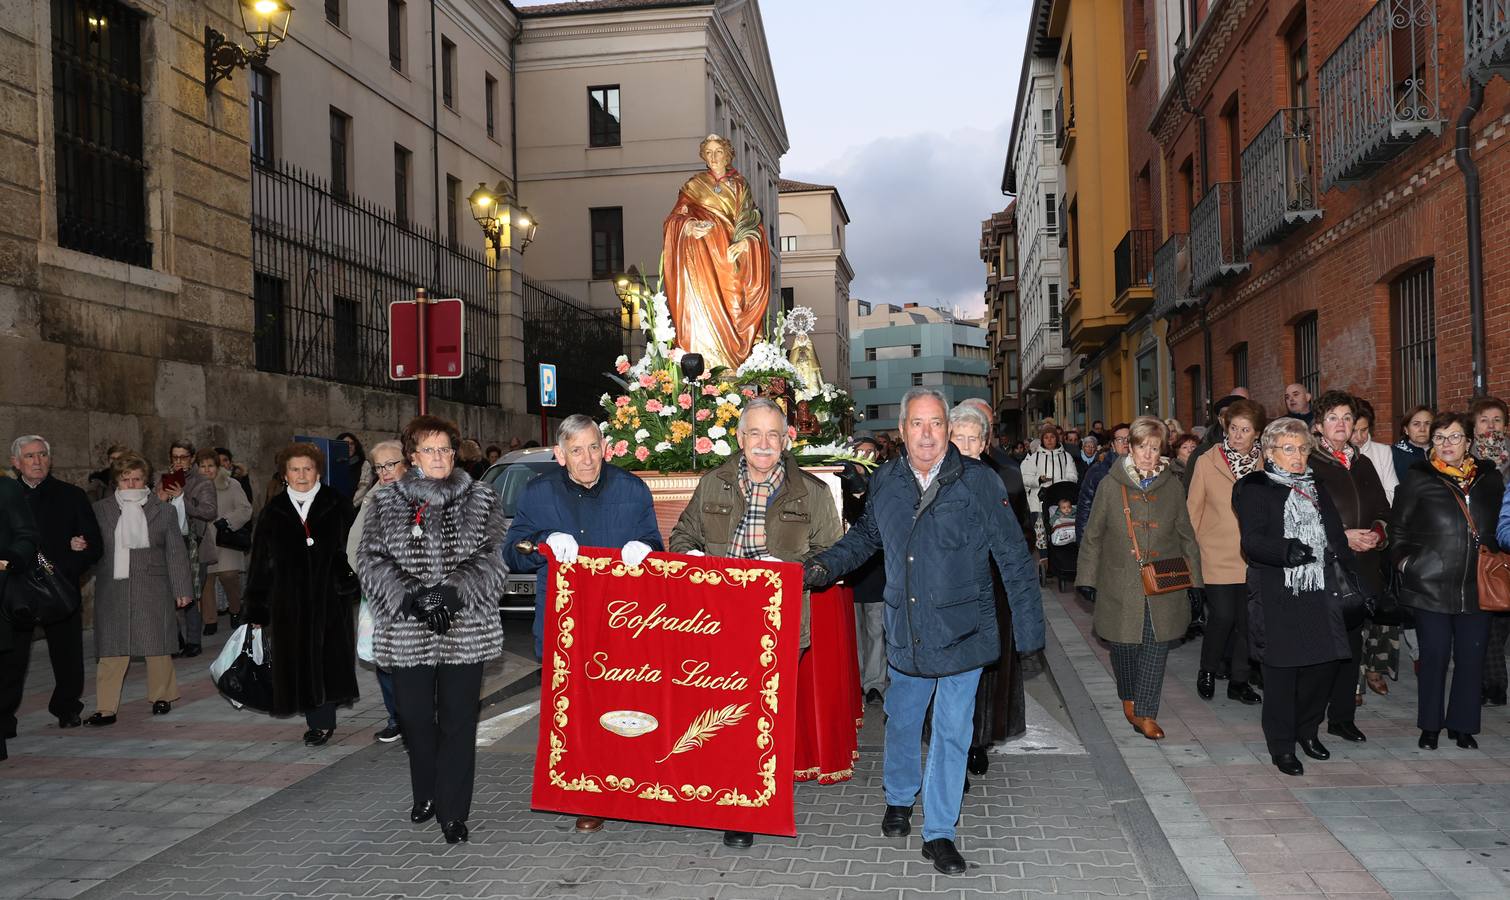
[{"x1": 539, "y1": 363, "x2": 558, "y2": 407}]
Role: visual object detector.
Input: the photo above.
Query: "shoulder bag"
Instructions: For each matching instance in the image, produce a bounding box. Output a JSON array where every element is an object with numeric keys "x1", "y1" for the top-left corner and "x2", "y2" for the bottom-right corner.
[
  {"x1": 1120, "y1": 485, "x2": 1194, "y2": 595},
  {"x1": 1447, "y1": 488, "x2": 1510, "y2": 612},
  {"x1": 1, "y1": 553, "x2": 81, "y2": 629},
  {"x1": 214, "y1": 518, "x2": 253, "y2": 552}
]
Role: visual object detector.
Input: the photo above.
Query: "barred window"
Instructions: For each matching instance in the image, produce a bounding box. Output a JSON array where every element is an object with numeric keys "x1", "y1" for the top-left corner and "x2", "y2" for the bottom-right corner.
[
  {"x1": 253, "y1": 273, "x2": 287, "y2": 373},
  {"x1": 1294, "y1": 314, "x2": 1319, "y2": 398},
  {"x1": 52, "y1": 0, "x2": 150, "y2": 267},
  {"x1": 249, "y1": 66, "x2": 275, "y2": 166},
  {"x1": 1392, "y1": 264, "x2": 1436, "y2": 413},
  {"x1": 1231, "y1": 342, "x2": 1249, "y2": 388}
]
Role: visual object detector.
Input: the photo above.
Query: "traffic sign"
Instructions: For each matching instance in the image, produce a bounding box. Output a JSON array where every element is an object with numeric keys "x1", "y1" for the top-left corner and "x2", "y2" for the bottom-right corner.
[
  {"x1": 539, "y1": 363, "x2": 558, "y2": 407},
  {"x1": 389, "y1": 297, "x2": 465, "y2": 381}
]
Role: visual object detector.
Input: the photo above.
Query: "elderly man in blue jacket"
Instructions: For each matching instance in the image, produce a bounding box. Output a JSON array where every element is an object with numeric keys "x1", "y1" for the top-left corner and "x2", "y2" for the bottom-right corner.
[{"x1": 805, "y1": 388, "x2": 1045, "y2": 876}]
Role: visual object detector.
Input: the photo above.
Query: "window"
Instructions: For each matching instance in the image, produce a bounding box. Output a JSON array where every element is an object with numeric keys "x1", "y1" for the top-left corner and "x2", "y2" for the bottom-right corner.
[
  {"x1": 253, "y1": 273, "x2": 287, "y2": 372},
  {"x1": 485, "y1": 74, "x2": 497, "y2": 139},
  {"x1": 441, "y1": 38, "x2": 456, "y2": 108},
  {"x1": 1287, "y1": 17, "x2": 1309, "y2": 109},
  {"x1": 1044, "y1": 192, "x2": 1057, "y2": 232},
  {"x1": 874, "y1": 345, "x2": 915, "y2": 361},
  {"x1": 1187, "y1": 365, "x2": 1205, "y2": 424},
  {"x1": 334, "y1": 297, "x2": 360, "y2": 383},
  {"x1": 590, "y1": 207, "x2": 624, "y2": 278},
  {"x1": 1231, "y1": 342, "x2": 1249, "y2": 389},
  {"x1": 446, "y1": 175, "x2": 460, "y2": 249},
  {"x1": 911, "y1": 372, "x2": 924, "y2": 387},
  {"x1": 325, "y1": 0, "x2": 340, "y2": 27},
  {"x1": 388, "y1": 0, "x2": 405, "y2": 70},
  {"x1": 53, "y1": 0, "x2": 150, "y2": 267},
  {"x1": 851, "y1": 376, "x2": 876, "y2": 391},
  {"x1": 588, "y1": 85, "x2": 621, "y2": 147},
  {"x1": 1005, "y1": 290, "x2": 1018, "y2": 336},
  {"x1": 865, "y1": 405, "x2": 880, "y2": 420},
  {"x1": 1041, "y1": 107, "x2": 1054, "y2": 137},
  {"x1": 912, "y1": 344, "x2": 923, "y2": 357},
  {"x1": 781, "y1": 287, "x2": 795, "y2": 314},
  {"x1": 780, "y1": 235, "x2": 798, "y2": 252},
  {"x1": 249, "y1": 66, "x2": 275, "y2": 166},
  {"x1": 1002, "y1": 243, "x2": 1017, "y2": 278},
  {"x1": 1392, "y1": 264, "x2": 1437, "y2": 413},
  {"x1": 393, "y1": 145, "x2": 411, "y2": 226},
  {"x1": 1007, "y1": 350, "x2": 1020, "y2": 394},
  {"x1": 1136, "y1": 347, "x2": 1159, "y2": 417},
  {"x1": 329, "y1": 108, "x2": 350, "y2": 200},
  {"x1": 1047, "y1": 282, "x2": 1061, "y2": 328},
  {"x1": 864, "y1": 347, "x2": 877, "y2": 362},
  {"x1": 1294, "y1": 313, "x2": 1319, "y2": 398}
]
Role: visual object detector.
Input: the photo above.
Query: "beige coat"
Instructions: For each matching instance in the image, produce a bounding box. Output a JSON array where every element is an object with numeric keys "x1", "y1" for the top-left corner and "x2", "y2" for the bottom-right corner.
[
  {"x1": 207, "y1": 470, "x2": 254, "y2": 574},
  {"x1": 1185, "y1": 447, "x2": 1247, "y2": 585}
]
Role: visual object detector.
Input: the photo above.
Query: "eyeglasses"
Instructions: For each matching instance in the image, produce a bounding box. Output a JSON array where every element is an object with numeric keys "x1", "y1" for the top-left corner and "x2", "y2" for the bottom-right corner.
[
  {"x1": 373, "y1": 460, "x2": 404, "y2": 474},
  {"x1": 416, "y1": 446, "x2": 455, "y2": 457},
  {"x1": 1271, "y1": 445, "x2": 1311, "y2": 456},
  {"x1": 1432, "y1": 433, "x2": 1467, "y2": 445}
]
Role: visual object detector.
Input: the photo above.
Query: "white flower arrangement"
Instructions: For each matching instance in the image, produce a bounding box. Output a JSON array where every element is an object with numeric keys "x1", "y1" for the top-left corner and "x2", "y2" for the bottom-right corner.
[
  {"x1": 735, "y1": 340, "x2": 803, "y2": 385},
  {"x1": 654, "y1": 441, "x2": 672, "y2": 452},
  {"x1": 634, "y1": 428, "x2": 649, "y2": 442},
  {"x1": 712, "y1": 439, "x2": 733, "y2": 456},
  {"x1": 707, "y1": 425, "x2": 727, "y2": 440}
]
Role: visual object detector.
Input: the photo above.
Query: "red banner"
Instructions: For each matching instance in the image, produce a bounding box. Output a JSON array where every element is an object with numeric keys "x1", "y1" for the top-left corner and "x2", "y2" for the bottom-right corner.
[{"x1": 531, "y1": 550, "x2": 802, "y2": 835}]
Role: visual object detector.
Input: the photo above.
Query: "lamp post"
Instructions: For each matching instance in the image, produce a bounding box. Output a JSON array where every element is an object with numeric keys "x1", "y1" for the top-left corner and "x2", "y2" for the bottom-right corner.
[
  {"x1": 205, "y1": 0, "x2": 294, "y2": 95},
  {"x1": 467, "y1": 178, "x2": 538, "y2": 254},
  {"x1": 614, "y1": 264, "x2": 646, "y2": 357}
]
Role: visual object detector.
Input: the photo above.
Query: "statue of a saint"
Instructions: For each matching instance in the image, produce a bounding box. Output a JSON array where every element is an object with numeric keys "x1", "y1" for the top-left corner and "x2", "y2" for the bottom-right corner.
[{"x1": 662, "y1": 134, "x2": 771, "y2": 372}]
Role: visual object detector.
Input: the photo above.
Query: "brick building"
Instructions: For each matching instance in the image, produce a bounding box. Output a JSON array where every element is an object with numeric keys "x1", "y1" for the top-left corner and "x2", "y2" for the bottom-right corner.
[
  {"x1": 1150, "y1": 0, "x2": 1510, "y2": 432},
  {"x1": 980, "y1": 205, "x2": 1025, "y2": 438}
]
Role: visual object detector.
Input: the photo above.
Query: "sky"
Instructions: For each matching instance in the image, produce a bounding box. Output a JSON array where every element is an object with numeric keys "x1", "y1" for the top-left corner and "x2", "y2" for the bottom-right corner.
[{"x1": 760, "y1": 0, "x2": 1032, "y2": 317}]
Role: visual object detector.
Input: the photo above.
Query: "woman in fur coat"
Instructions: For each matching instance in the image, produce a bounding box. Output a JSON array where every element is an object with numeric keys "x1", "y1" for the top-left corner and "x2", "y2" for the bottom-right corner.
[
  {"x1": 357, "y1": 415, "x2": 508, "y2": 845},
  {"x1": 243, "y1": 443, "x2": 360, "y2": 745}
]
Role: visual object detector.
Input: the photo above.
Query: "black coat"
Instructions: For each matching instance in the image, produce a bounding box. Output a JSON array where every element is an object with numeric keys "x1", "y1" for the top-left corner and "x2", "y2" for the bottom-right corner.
[
  {"x1": 1309, "y1": 448, "x2": 1391, "y2": 597},
  {"x1": 243, "y1": 486, "x2": 360, "y2": 716},
  {"x1": 0, "y1": 478, "x2": 40, "y2": 653},
  {"x1": 1233, "y1": 471, "x2": 1356, "y2": 667},
  {"x1": 17, "y1": 476, "x2": 103, "y2": 586},
  {"x1": 1390, "y1": 460, "x2": 1505, "y2": 615},
  {"x1": 984, "y1": 450, "x2": 1030, "y2": 538}
]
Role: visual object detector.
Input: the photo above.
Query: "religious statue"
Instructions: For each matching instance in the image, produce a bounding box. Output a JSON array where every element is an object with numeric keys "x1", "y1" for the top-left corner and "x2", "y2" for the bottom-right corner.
[
  {"x1": 783, "y1": 306, "x2": 825, "y2": 394},
  {"x1": 662, "y1": 134, "x2": 772, "y2": 372}
]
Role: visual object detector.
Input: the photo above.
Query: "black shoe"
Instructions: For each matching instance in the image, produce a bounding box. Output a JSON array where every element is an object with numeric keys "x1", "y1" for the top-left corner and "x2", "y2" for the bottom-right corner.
[
  {"x1": 376, "y1": 724, "x2": 402, "y2": 743},
  {"x1": 1271, "y1": 753, "x2": 1304, "y2": 776},
  {"x1": 921, "y1": 838, "x2": 968, "y2": 875},
  {"x1": 83, "y1": 713, "x2": 116, "y2": 727},
  {"x1": 172, "y1": 635, "x2": 187, "y2": 658},
  {"x1": 967, "y1": 747, "x2": 989, "y2": 776},
  {"x1": 202, "y1": 623, "x2": 218, "y2": 636},
  {"x1": 1483, "y1": 690, "x2": 1507, "y2": 707},
  {"x1": 410, "y1": 800, "x2": 435, "y2": 823},
  {"x1": 181, "y1": 644, "x2": 202, "y2": 659},
  {"x1": 1214, "y1": 669, "x2": 1230, "y2": 680},
  {"x1": 1419, "y1": 729, "x2": 1440, "y2": 750},
  {"x1": 1247, "y1": 667, "x2": 1264, "y2": 690},
  {"x1": 865, "y1": 688, "x2": 884, "y2": 705},
  {"x1": 1227, "y1": 682, "x2": 1262, "y2": 705},
  {"x1": 441, "y1": 820, "x2": 469, "y2": 844},
  {"x1": 722, "y1": 831, "x2": 754, "y2": 849},
  {"x1": 0, "y1": 740, "x2": 6, "y2": 762},
  {"x1": 303, "y1": 728, "x2": 335, "y2": 746},
  {"x1": 229, "y1": 613, "x2": 243, "y2": 628},
  {"x1": 57, "y1": 715, "x2": 81, "y2": 729},
  {"x1": 151, "y1": 701, "x2": 171, "y2": 716},
  {"x1": 881, "y1": 804, "x2": 913, "y2": 837},
  {"x1": 1197, "y1": 671, "x2": 1215, "y2": 700},
  {"x1": 1327, "y1": 721, "x2": 1366, "y2": 743},
  {"x1": 1298, "y1": 737, "x2": 1330, "y2": 761},
  {"x1": 1448, "y1": 729, "x2": 1479, "y2": 750}
]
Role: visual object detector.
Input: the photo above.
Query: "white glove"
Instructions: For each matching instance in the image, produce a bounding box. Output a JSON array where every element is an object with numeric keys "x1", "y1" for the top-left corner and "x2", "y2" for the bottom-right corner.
[
  {"x1": 758, "y1": 555, "x2": 783, "y2": 562},
  {"x1": 684, "y1": 549, "x2": 705, "y2": 557},
  {"x1": 544, "y1": 532, "x2": 579, "y2": 563},
  {"x1": 621, "y1": 540, "x2": 653, "y2": 569}
]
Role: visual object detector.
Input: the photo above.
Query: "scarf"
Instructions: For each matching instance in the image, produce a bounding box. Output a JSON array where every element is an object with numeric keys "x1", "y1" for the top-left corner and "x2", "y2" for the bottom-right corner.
[
  {"x1": 1120, "y1": 454, "x2": 1167, "y2": 491},
  {"x1": 1220, "y1": 439, "x2": 1261, "y2": 479},
  {"x1": 1430, "y1": 454, "x2": 1477, "y2": 493},
  {"x1": 1320, "y1": 437, "x2": 1354, "y2": 470},
  {"x1": 113, "y1": 489, "x2": 151, "y2": 581},
  {"x1": 1263, "y1": 465, "x2": 1327, "y2": 594},
  {"x1": 730, "y1": 456, "x2": 785, "y2": 560},
  {"x1": 287, "y1": 483, "x2": 320, "y2": 522},
  {"x1": 1473, "y1": 432, "x2": 1508, "y2": 471}
]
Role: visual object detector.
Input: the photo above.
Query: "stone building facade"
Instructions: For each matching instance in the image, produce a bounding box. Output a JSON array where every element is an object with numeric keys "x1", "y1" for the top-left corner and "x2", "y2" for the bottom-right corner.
[{"x1": 777, "y1": 178, "x2": 852, "y2": 391}]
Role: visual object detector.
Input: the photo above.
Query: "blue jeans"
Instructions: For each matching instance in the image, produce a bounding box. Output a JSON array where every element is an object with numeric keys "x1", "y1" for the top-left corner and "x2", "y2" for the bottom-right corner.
[
  {"x1": 376, "y1": 667, "x2": 399, "y2": 730},
  {"x1": 884, "y1": 665, "x2": 982, "y2": 841}
]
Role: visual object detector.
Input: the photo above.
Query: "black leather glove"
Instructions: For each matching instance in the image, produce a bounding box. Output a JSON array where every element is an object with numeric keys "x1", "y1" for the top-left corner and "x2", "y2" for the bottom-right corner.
[
  {"x1": 405, "y1": 585, "x2": 461, "y2": 636},
  {"x1": 802, "y1": 559, "x2": 832, "y2": 590},
  {"x1": 1284, "y1": 540, "x2": 1317, "y2": 568},
  {"x1": 1188, "y1": 587, "x2": 1206, "y2": 610},
  {"x1": 1020, "y1": 649, "x2": 1047, "y2": 680},
  {"x1": 1077, "y1": 586, "x2": 1096, "y2": 605}
]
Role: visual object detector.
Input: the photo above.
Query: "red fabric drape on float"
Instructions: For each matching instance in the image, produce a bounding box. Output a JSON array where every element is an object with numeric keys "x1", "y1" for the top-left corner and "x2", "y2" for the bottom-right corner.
[{"x1": 793, "y1": 585, "x2": 863, "y2": 783}]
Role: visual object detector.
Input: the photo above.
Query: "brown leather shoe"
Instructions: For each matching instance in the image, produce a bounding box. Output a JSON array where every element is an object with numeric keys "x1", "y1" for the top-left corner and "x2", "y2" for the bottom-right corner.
[
  {"x1": 575, "y1": 815, "x2": 605, "y2": 833},
  {"x1": 1123, "y1": 700, "x2": 1137, "y2": 725},
  {"x1": 1131, "y1": 717, "x2": 1165, "y2": 740}
]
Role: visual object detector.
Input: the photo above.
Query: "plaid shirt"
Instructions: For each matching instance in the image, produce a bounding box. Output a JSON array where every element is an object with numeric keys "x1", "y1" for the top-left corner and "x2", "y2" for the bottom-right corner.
[{"x1": 729, "y1": 455, "x2": 786, "y2": 559}]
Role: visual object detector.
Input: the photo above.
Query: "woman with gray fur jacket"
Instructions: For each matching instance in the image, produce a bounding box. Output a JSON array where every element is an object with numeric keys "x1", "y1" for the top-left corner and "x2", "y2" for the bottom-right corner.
[{"x1": 356, "y1": 415, "x2": 508, "y2": 845}]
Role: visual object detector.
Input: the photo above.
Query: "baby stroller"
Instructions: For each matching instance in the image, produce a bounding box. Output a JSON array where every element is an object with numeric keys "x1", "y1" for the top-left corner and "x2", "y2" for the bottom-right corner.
[{"x1": 1040, "y1": 480, "x2": 1080, "y2": 592}]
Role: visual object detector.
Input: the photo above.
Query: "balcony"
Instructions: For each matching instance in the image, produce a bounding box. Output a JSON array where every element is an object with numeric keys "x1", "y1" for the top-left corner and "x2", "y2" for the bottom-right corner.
[
  {"x1": 1113, "y1": 228, "x2": 1155, "y2": 315},
  {"x1": 1055, "y1": 89, "x2": 1075, "y2": 159},
  {"x1": 1153, "y1": 233, "x2": 1201, "y2": 319},
  {"x1": 1319, "y1": 0, "x2": 1443, "y2": 192},
  {"x1": 1241, "y1": 107, "x2": 1322, "y2": 254},
  {"x1": 1468, "y1": 0, "x2": 1510, "y2": 83},
  {"x1": 1190, "y1": 182, "x2": 1249, "y2": 293},
  {"x1": 1023, "y1": 323, "x2": 1067, "y2": 390}
]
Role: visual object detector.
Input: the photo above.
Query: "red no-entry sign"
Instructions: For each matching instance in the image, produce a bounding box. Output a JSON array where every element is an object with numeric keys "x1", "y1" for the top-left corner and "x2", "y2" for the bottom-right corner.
[{"x1": 390, "y1": 296, "x2": 465, "y2": 381}]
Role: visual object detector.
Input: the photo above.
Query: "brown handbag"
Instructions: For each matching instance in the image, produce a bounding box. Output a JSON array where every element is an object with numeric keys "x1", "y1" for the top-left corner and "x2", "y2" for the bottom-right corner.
[
  {"x1": 1448, "y1": 489, "x2": 1510, "y2": 612},
  {"x1": 1121, "y1": 485, "x2": 1194, "y2": 595}
]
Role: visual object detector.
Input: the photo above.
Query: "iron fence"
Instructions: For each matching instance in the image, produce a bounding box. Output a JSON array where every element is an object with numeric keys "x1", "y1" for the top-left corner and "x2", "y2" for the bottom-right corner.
[
  {"x1": 1153, "y1": 233, "x2": 1200, "y2": 319},
  {"x1": 1113, "y1": 228, "x2": 1155, "y2": 300},
  {"x1": 1241, "y1": 107, "x2": 1322, "y2": 255},
  {"x1": 1190, "y1": 182, "x2": 1249, "y2": 294},
  {"x1": 521, "y1": 275, "x2": 624, "y2": 419},
  {"x1": 1467, "y1": 0, "x2": 1510, "y2": 84},
  {"x1": 251, "y1": 159, "x2": 501, "y2": 407}
]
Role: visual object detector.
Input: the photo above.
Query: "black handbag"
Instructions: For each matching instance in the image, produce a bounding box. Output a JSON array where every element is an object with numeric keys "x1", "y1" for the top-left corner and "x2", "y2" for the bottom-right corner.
[
  {"x1": 214, "y1": 518, "x2": 253, "y2": 552},
  {"x1": 215, "y1": 627, "x2": 275, "y2": 711},
  {"x1": 1328, "y1": 553, "x2": 1375, "y2": 632},
  {"x1": 1, "y1": 553, "x2": 80, "y2": 629}
]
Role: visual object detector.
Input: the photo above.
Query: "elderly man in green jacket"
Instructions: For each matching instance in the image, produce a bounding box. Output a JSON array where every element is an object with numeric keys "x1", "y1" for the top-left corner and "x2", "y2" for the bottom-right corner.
[{"x1": 669, "y1": 396, "x2": 843, "y2": 850}]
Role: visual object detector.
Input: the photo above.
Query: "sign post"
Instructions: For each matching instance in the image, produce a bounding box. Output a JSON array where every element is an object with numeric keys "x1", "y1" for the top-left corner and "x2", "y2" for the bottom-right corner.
[
  {"x1": 539, "y1": 362, "x2": 557, "y2": 445},
  {"x1": 390, "y1": 290, "x2": 466, "y2": 415}
]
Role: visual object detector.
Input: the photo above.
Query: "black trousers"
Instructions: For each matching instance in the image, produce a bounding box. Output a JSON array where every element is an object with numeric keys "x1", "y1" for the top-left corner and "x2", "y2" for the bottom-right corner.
[
  {"x1": 304, "y1": 701, "x2": 338, "y2": 731},
  {"x1": 1261, "y1": 660, "x2": 1336, "y2": 756},
  {"x1": 1199, "y1": 583, "x2": 1250, "y2": 682},
  {"x1": 390, "y1": 662, "x2": 485, "y2": 823},
  {"x1": 1416, "y1": 609, "x2": 1488, "y2": 734},
  {"x1": 0, "y1": 610, "x2": 86, "y2": 737},
  {"x1": 1482, "y1": 613, "x2": 1510, "y2": 698},
  {"x1": 1324, "y1": 625, "x2": 1365, "y2": 725}
]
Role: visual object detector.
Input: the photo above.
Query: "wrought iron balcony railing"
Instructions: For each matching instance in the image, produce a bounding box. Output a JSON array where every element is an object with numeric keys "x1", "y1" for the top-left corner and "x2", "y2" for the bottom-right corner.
[
  {"x1": 1466, "y1": 0, "x2": 1510, "y2": 86},
  {"x1": 1190, "y1": 182, "x2": 1249, "y2": 293},
  {"x1": 1319, "y1": 0, "x2": 1443, "y2": 191},
  {"x1": 1055, "y1": 91, "x2": 1065, "y2": 149},
  {"x1": 1153, "y1": 233, "x2": 1201, "y2": 319},
  {"x1": 1114, "y1": 228, "x2": 1155, "y2": 302},
  {"x1": 1241, "y1": 107, "x2": 1322, "y2": 255}
]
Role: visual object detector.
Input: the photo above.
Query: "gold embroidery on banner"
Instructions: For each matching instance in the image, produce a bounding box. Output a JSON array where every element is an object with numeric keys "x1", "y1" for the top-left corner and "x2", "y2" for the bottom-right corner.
[
  {"x1": 547, "y1": 556, "x2": 786, "y2": 808},
  {"x1": 654, "y1": 703, "x2": 750, "y2": 763}
]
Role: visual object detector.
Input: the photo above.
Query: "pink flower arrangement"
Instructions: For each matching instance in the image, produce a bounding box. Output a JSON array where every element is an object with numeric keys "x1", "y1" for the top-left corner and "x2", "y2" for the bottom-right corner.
[
  {"x1": 638, "y1": 374, "x2": 657, "y2": 388},
  {"x1": 702, "y1": 384, "x2": 721, "y2": 397},
  {"x1": 615, "y1": 395, "x2": 630, "y2": 407},
  {"x1": 741, "y1": 388, "x2": 757, "y2": 398},
  {"x1": 613, "y1": 440, "x2": 629, "y2": 458},
  {"x1": 696, "y1": 408, "x2": 711, "y2": 421},
  {"x1": 615, "y1": 359, "x2": 630, "y2": 375},
  {"x1": 786, "y1": 426, "x2": 797, "y2": 440},
  {"x1": 678, "y1": 393, "x2": 693, "y2": 410},
  {"x1": 645, "y1": 399, "x2": 664, "y2": 413},
  {"x1": 634, "y1": 445, "x2": 650, "y2": 462},
  {"x1": 695, "y1": 436, "x2": 714, "y2": 454}
]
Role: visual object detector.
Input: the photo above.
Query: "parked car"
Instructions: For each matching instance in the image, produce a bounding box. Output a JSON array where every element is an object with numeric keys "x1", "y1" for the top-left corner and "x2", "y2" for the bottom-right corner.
[{"x1": 477, "y1": 447, "x2": 559, "y2": 614}]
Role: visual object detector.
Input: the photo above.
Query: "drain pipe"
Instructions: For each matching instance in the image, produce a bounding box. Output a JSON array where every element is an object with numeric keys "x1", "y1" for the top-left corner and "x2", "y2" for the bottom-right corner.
[{"x1": 1455, "y1": 78, "x2": 1488, "y2": 397}]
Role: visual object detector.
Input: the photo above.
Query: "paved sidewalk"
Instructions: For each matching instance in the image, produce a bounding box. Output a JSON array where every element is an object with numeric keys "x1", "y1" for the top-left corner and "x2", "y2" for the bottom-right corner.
[{"x1": 1047, "y1": 587, "x2": 1510, "y2": 898}]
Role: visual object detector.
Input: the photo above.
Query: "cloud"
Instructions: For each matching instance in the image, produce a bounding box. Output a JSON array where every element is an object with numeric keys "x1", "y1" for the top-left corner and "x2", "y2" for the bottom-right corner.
[{"x1": 787, "y1": 122, "x2": 1011, "y2": 318}]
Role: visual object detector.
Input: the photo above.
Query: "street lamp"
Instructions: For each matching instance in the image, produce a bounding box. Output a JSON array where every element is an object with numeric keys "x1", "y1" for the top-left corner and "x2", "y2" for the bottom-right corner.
[
  {"x1": 205, "y1": 0, "x2": 294, "y2": 96},
  {"x1": 467, "y1": 178, "x2": 539, "y2": 253}
]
